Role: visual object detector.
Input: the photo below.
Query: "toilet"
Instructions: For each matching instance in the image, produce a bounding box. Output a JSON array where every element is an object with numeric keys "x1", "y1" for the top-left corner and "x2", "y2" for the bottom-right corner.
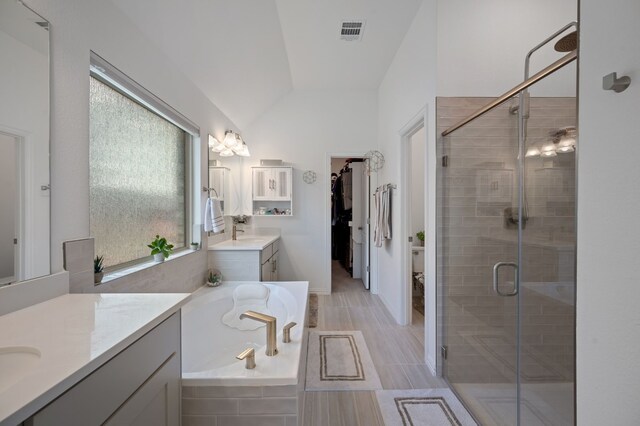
[{"x1": 412, "y1": 247, "x2": 425, "y2": 274}]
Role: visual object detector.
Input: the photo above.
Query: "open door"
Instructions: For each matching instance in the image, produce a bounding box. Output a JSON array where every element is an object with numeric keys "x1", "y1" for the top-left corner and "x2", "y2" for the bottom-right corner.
[{"x1": 349, "y1": 162, "x2": 370, "y2": 289}]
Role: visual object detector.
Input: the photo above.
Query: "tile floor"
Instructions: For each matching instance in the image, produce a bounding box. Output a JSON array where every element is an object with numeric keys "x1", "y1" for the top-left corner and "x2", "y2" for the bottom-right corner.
[{"x1": 301, "y1": 262, "x2": 447, "y2": 425}]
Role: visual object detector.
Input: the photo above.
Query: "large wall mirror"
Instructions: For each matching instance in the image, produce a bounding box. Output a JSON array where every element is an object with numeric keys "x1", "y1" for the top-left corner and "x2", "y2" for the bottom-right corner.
[{"x1": 0, "y1": 0, "x2": 50, "y2": 286}]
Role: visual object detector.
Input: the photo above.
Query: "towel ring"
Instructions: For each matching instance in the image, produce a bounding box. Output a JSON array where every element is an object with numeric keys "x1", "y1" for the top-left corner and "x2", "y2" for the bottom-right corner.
[{"x1": 203, "y1": 186, "x2": 219, "y2": 198}]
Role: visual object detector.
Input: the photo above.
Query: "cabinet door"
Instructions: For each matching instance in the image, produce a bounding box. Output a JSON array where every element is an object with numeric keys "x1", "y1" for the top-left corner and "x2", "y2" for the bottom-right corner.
[
  {"x1": 261, "y1": 258, "x2": 271, "y2": 281},
  {"x1": 271, "y1": 252, "x2": 279, "y2": 281},
  {"x1": 273, "y1": 167, "x2": 292, "y2": 200},
  {"x1": 104, "y1": 353, "x2": 180, "y2": 426},
  {"x1": 252, "y1": 168, "x2": 272, "y2": 200}
]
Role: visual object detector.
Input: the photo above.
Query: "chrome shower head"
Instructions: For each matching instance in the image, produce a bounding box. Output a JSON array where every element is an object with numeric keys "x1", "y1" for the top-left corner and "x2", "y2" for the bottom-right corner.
[{"x1": 554, "y1": 31, "x2": 577, "y2": 52}]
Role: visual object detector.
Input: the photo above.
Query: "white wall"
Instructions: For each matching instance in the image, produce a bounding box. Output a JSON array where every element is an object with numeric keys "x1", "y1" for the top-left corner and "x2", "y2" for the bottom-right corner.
[
  {"x1": 241, "y1": 90, "x2": 378, "y2": 293},
  {"x1": 26, "y1": 0, "x2": 238, "y2": 291},
  {"x1": 377, "y1": 0, "x2": 437, "y2": 367},
  {"x1": 437, "y1": 0, "x2": 577, "y2": 97},
  {"x1": 577, "y1": 0, "x2": 640, "y2": 423}
]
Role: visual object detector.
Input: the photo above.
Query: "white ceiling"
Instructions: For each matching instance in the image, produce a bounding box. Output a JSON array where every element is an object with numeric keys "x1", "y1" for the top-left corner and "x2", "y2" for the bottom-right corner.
[
  {"x1": 275, "y1": 0, "x2": 422, "y2": 90},
  {"x1": 110, "y1": 0, "x2": 422, "y2": 128}
]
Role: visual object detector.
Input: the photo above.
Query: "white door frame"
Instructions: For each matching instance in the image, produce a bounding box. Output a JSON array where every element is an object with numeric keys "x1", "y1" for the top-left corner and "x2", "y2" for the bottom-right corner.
[
  {"x1": 398, "y1": 106, "x2": 437, "y2": 371},
  {"x1": 325, "y1": 152, "x2": 374, "y2": 295}
]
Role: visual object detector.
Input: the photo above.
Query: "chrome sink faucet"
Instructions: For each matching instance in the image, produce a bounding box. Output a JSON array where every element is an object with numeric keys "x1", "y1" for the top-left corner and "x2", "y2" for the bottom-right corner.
[
  {"x1": 239, "y1": 310, "x2": 278, "y2": 356},
  {"x1": 232, "y1": 225, "x2": 244, "y2": 240}
]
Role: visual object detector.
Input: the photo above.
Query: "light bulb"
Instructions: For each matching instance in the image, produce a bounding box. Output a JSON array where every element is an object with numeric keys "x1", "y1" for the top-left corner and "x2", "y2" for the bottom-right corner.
[
  {"x1": 525, "y1": 147, "x2": 541, "y2": 157},
  {"x1": 557, "y1": 145, "x2": 575, "y2": 153},
  {"x1": 236, "y1": 142, "x2": 251, "y2": 157},
  {"x1": 223, "y1": 131, "x2": 237, "y2": 148}
]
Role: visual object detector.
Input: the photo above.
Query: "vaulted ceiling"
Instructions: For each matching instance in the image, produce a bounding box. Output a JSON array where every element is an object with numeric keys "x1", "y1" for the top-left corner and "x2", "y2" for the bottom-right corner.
[{"x1": 110, "y1": 0, "x2": 423, "y2": 128}]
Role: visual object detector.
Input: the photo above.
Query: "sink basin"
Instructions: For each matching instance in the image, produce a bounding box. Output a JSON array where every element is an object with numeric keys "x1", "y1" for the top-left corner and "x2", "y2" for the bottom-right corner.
[{"x1": 0, "y1": 346, "x2": 41, "y2": 393}]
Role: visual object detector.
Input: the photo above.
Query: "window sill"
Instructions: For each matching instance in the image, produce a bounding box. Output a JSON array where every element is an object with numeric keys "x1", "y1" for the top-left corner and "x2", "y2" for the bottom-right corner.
[{"x1": 98, "y1": 249, "x2": 200, "y2": 285}]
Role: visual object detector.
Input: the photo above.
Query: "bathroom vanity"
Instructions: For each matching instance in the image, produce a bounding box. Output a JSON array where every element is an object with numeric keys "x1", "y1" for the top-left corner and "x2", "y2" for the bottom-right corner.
[
  {"x1": 208, "y1": 235, "x2": 280, "y2": 281},
  {"x1": 0, "y1": 293, "x2": 189, "y2": 426}
]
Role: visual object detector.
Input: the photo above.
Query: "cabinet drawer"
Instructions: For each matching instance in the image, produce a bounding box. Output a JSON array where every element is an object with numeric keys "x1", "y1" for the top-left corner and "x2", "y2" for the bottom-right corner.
[
  {"x1": 104, "y1": 352, "x2": 180, "y2": 425},
  {"x1": 26, "y1": 313, "x2": 180, "y2": 426},
  {"x1": 261, "y1": 243, "x2": 273, "y2": 265},
  {"x1": 272, "y1": 239, "x2": 280, "y2": 255}
]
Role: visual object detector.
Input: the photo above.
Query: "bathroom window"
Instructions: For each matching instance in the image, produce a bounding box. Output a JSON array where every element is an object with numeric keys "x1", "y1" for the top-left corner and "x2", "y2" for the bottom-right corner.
[{"x1": 89, "y1": 52, "x2": 198, "y2": 269}]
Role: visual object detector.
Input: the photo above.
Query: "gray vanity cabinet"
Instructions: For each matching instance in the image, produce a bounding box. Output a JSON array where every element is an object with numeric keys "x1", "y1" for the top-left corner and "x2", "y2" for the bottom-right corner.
[
  {"x1": 25, "y1": 313, "x2": 181, "y2": 426},
  {"x1": 209, "y1": 239, "x2": 280, "y2": 281}
]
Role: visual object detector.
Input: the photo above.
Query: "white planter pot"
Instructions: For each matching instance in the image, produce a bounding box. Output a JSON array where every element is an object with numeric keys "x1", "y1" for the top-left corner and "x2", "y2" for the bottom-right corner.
[{"x1": 154, "y1": 253, "x2": 165, "y2": 262}]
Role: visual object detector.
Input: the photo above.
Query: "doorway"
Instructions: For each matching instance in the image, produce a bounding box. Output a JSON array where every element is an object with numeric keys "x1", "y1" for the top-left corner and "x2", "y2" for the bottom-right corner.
[
  {"x1": 408, "y1": 126, "x2": 426, "y2": 327},
  {"x1": 330, "y1": 156, "x2": 370, "y2": 292},
  {"x1": 0, "y1": 132, "x2": 20, "y2": 285}
]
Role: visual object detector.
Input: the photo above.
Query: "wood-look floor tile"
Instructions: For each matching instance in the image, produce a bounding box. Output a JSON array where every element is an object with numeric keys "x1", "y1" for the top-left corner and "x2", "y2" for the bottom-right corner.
[
  {"x1": 402, "y1": 364, "x2": 448, "y2": 389},
  {"x1": 377, "y1": 363, "x2": 413, "y2": 390},
  {"x1": 353, "y1": 391, "x2": 385, "y2": 426},
  {"x1": 303, "y1": 391, "x2": 329, "y2": 426},
  {"x1": 303, "y1": 261, "x2": 453, "y2": 425}
]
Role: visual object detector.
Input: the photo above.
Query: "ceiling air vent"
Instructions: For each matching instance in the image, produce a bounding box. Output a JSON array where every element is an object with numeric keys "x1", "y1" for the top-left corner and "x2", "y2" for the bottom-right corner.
[{"x1": 339, "y1": 20, "x2": 365, "y2": 42}]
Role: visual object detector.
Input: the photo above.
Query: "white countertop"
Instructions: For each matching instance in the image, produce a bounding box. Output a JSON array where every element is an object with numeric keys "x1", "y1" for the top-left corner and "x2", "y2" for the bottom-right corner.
[
  {"x1": 208, "y1": 235, "x2": 280, "y2": 251},
  {"x1": 0, "y1": 293, "x2": 190, "y2": 425}
]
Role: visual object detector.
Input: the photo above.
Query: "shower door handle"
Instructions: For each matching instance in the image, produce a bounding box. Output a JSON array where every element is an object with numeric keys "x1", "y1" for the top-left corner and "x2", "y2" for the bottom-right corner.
[{"x1": 492, "y1": 262, "x2": 518, "y2": 297}]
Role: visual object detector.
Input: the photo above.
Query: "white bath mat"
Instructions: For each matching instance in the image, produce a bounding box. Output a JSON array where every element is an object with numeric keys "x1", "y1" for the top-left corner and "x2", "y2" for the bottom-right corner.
[
  {"x1": 376, "y1": 389, "x2": 477, "y2": 426},
  {"x1": 305, "y1": 330, "x2": 382, "y2": 391},
  {"x1": 222, "y1": 283, "x2": 273, "y2": 330}
]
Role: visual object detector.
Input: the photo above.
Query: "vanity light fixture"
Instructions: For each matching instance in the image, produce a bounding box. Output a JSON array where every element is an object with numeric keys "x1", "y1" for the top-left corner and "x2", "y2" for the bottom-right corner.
[
  {"x1": 209, "y1": 131, "x2": 251, "y2": 157},
  {"x1": 525, "y1": 146, "x2": 541, "y2": 157}
]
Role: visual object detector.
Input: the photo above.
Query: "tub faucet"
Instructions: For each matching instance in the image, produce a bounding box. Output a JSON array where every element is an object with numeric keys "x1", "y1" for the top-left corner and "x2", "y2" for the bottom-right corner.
[
  {"x1": 239, "y1": 310, "x2": 278, "y2": 356},
  {"x1": 232, "y1": 225, "x2": 244, "y2": 240}
]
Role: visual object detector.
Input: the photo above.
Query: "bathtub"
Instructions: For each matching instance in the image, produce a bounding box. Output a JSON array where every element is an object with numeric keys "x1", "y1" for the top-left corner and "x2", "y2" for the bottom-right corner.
[
  {"x1": 522, "y1": 281, "x2": 575, "y2": 306},
  {"x1": 181, "y1": 281, "x2": 309, "y2": 386}
]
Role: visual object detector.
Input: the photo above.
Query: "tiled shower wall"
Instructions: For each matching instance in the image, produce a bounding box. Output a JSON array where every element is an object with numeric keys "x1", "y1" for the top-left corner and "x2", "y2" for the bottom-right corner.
[{"x1": 436, "y1": 97, "x2": 576, "y2": 384}]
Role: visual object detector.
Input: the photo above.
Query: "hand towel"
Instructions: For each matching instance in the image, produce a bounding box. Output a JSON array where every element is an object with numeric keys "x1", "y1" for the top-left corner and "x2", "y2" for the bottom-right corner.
[{"x1": 204, "y1": 197, "x2": 225, "y2": 233}]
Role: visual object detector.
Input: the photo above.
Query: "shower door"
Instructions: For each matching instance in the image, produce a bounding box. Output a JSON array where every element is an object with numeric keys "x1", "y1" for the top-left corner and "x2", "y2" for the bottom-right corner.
[
  {"x1": 437, "y1": 65, "x2": 577, "y2": 425},
  {"x1": 438, "y1": 99, "x2": 520, "y2": 425}
]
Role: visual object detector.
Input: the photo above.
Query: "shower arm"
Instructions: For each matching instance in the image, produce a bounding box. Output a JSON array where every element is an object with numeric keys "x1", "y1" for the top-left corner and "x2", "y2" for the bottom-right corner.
[
  {"x1": 524, "y1": 21, "x2": 577, "y2": 81},
  {"x1": 518, "y1": 21, "x2": 577, "y2": 223}
]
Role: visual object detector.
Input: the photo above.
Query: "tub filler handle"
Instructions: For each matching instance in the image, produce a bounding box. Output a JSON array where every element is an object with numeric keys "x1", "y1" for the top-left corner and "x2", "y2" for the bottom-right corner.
[
  {"x1": 283, "y1": 322, "x2": 297, "y2": 343},
  {"x1": 236, "y1": 348, "x2": 256, "y2": 369}
]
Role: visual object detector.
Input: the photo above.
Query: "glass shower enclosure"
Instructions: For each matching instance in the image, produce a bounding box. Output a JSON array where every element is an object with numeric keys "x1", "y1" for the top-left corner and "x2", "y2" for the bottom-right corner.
[{"x1": 436, "y1": 48, "x2": 577, "y2": 425}]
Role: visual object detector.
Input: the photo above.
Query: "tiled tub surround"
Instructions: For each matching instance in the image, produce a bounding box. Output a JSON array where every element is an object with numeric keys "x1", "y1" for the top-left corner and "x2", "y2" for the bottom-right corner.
[
  {"x1": 436, "y1": 97, "x2": 576, "y2": 423},
  {"x1": 181, "y1": 281, "x2": 309, "y2": 426},
  {"x1": 63, "y1": 237, "x2": 207, "y2": 294}
]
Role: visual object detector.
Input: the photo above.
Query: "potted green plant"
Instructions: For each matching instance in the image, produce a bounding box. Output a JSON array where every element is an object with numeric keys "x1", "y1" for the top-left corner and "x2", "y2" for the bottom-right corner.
[
  {"x1": 416, "y1": 230, "x2": 425, "y2": 247},
  {"x1": 148, "y1": 235, "x2": 174, "y2": 262},
  {"x1": 94, "y1": 255, "x2": 104, "y2": 284},
  {"x1": 207, "y1": 269, "x2": 222, "y2": 287},
  {"x1": 190, "y1": 241, "x2": 199, "y2": 250}
]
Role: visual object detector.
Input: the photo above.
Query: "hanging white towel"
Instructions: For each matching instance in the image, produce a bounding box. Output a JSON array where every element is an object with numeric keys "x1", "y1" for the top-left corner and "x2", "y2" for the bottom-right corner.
[
  {"x1": 383, "y1": 187, "x2": 392, "y2": 240},
  {"x1": 373, "y1": 186, "x2": 392, "y2": 247},
  {"x1": 204, "y1": 197, "x2": 225, "y2": 233}
]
